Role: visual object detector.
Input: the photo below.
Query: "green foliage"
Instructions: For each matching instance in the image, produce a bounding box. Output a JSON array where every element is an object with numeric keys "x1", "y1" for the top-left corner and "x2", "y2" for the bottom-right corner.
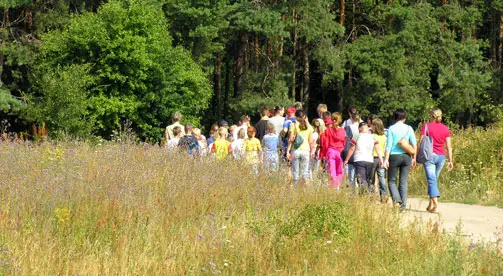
[
  {"x1": 229, "y1": 78, "x2": 293, "y2": 116},
  {"x1": 37, "y1": 0, "x2": 211, "y2": 139},
  {"x1": 277, "y1": 202, "x2": 353, "y2": 239},
  {"x1": 0, "y1": 87, "x2": 23, "y2": 114},
  {"x1": 29, "y1": 65, "x2": 93, "y2": 138}
]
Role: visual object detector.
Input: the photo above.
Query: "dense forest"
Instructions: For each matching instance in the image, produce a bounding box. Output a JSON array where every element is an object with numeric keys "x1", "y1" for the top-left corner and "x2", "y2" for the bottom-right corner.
[{"x1": 1, "y1": 0, "x2": 502, "y2": 140}]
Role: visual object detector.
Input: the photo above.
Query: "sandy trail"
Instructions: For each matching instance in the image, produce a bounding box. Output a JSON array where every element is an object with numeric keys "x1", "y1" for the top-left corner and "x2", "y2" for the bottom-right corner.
[{"x1": 403, "y1": 198, "x2": 503, "y2": 244}]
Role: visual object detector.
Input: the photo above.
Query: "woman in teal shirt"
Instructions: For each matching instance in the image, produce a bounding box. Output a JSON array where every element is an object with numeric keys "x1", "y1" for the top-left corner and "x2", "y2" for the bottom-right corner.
[{"x1": 384, "y1": 109, "x2": 417, "y2": 210}]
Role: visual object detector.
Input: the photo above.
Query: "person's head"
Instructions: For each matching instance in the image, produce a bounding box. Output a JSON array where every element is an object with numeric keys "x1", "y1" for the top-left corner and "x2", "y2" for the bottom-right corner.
[
  {"x1": 286, "y1": 107, "x2": 296, "y2": 118},
  {"x1": 393, "y1": 108, "x2": 407, "y2": 122},
  {"x1": 260, "y1": 107, "x2": 269, "y2": 117},
  {"x1": 331, "y1": 112, "x2": 343, "y2": 128},
  {"x1": 322, "y1": 111, "x2": 331, "y2": 120},
  {"x1": 217, "y1": 127, "x2": 228, "y2": 140},
  {"x1": 266, "y1": 123, "x2": 275, "y2": 134},
  {"x1": 293, "y1": 102, "x2": 303, "y2": 111},
  {"x1": 429, "y1": 107, "x2": 443, "y2": 123},
  {"x1": 193, "y1": 128, "x2": 202, "y2": 139},
  {"x1": 317, "y1": 104, "x2": 328, "y2": 118},
  {"x1": 367, "y1": 114, "x2": 379, "y2": 125},
  {"x1": 351, "y1": 113, "x2": 361, "y2": 124},
  {"x1": 312, "y1": 118, "x2": 326, "y2": 135},
  {"x1": 247, "y1": 126, "x2": 256, "y2": 138},
  {"x1": 184, "y1": 123, "x2": 193, "y2": 135},
  {"x1": 295, "y1": 110, "x2": 308, "y2": 131},
  {"x1": 209, "y1": 124, "x2": 219, "y2": 138},
  {"x1": 274, "y1": 105, "x2": 284, "y2": 116},
  {"x1": 219, "y1": 120, "x2": 229, "y2": 129},
  {"x1": 239, "y1": 115, "x2": 250, "y2": 126},
  {"x1": 358, "y1": 122, "x2": 369, "y2": 133},
  {"x1": 372, "y1": 118, "x2": 385, "y2": 136},
  {"x1": 348, "y1": 106, "x2": 358, "y2": 117},
  {"x1": 229, "y1": 125, "x2": 237, "y2": 135},
  {"x1": 171, "y1": 111, "x2": 183, "y2": 123},
  {"x1": 237, "y1": 128, "x2": 246, "y2": 139},
  {"x1": 173, "y1": 126, "x2": 182, "y2": 138}
]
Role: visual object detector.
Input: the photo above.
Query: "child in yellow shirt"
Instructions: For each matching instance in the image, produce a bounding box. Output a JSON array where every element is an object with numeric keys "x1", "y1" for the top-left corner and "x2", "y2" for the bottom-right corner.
[
  {"x1": 211, "y1": 127, "x2": 232, "y2": 161},
  {"x1": 244, "y1": 127, "x2": 262, "y2": 174}
]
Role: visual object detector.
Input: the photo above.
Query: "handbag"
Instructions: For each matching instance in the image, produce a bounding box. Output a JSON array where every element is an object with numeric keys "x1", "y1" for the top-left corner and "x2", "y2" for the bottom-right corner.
[
  {"x1": 292, "y1": 125, "x2": 304, "y2": 149},
  {"x1": 397, "y1": 125, "x2": 416, "y2": 155},
  {"x1": 417, "y1": 123, "x2": 434, "y2": 164}
]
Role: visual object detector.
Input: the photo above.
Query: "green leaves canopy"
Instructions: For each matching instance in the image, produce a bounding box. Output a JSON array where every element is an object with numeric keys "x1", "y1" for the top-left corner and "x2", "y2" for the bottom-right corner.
[{"x1": 36, "y1": 0, "x2": 211, "y2": 138}]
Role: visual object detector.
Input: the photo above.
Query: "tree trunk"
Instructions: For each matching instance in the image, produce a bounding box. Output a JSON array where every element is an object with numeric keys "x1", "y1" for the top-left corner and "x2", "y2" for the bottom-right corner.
[
  {"x1": 214, "y1": 54, "x2": 222, "y2": 119},
  {"x1": 224, "y1": 59, "x2": 231, "y2": 118},
  {"x1": 291, "y1": 9, "x2": 297, "y2": 99},
  {"x1": 233, "y1": 32, "x2": 247, "y2": 98},
  {"x1": 255, "y1": 33, "x2": 259, "y2": 72},
  {"x1": 302, "y1": 42, "x2": 310, "y2": 108},
  {"x1": 340, "y1": 0, "x2": 345, "y2": 26}
]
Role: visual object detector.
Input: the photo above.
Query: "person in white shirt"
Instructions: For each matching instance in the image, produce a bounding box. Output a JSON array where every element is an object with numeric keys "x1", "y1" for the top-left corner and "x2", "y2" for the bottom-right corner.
[
  {"x1": 165, "y1": 112, "x2": 185, "y2": 141},
  {"x1": 343, "y1": 122, "x2": 383, "y2": 194},
  {"x1": 233, "y1": 114, "x2": 250, "y2": 141},
  {"x1": 342, "y1": 106, "x2": 363, "y2": 129},
  {"x1": 267, "y1": 106, "x2": 285, "y2": 135}
]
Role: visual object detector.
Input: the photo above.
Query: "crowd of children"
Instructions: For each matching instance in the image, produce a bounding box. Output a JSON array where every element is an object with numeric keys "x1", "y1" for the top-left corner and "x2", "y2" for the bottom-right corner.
[{"x1": 165, "y1": 104, "x2": 454, "y2": 212}]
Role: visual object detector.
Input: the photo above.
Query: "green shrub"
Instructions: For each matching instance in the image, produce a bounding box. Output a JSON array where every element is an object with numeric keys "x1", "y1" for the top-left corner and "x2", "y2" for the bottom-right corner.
[{"x1": 277, "y1": 202, "x2": 352, "y2": 240}]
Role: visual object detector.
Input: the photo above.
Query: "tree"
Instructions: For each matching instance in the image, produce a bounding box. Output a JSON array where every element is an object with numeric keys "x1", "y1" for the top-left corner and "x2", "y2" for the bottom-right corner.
[{"x1": 36, "y1": 0, "x2": 211, "y2": 139}]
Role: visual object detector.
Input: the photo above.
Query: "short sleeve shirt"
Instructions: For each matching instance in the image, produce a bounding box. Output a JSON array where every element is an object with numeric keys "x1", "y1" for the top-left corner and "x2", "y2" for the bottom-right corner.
[
  {"x1": 244, "y1": 138, "x2": 262, "y2": 164},
  {"x1": 351, "y1": 133, "x2": 377, "y2": 163},
  {"x1": 421, "y1": 122, "x2": 450, "y2": 155},
  {"x1": 212, "y1": 139, "x2": 232, "y2": 160},
  {"x1": 262, "y1": 133, "x2": 280, "y2": 152}
]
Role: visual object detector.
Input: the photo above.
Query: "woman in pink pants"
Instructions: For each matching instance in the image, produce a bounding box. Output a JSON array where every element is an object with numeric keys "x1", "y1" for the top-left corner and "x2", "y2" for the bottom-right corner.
[{"x1": 320, "y1": 113, "x2": 346, "y2": 189}]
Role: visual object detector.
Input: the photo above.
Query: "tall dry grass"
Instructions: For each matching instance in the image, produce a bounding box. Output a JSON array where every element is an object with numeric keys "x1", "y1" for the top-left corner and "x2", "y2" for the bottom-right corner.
[{"x1": 0, "y1": 141, "x2": 502, "y2": 275}]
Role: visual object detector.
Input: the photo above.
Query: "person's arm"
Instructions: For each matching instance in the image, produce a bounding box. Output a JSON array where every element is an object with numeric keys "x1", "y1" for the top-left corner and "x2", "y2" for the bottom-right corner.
[
  {"x1": 374, "y1": 143, "x2": 384, "y2": 168},
  {"x1": 384, "y1": 129, "x2": 393, "y2": 169},
  {"x1": 308, "y1": 131, "x2": 314, "y2": 158},
  {"x1": 286, "y1": 125, "x2": 295, "y2": 159},
  {"x1": 446, "y1": 137, "x2": 453, "y2": 171},
  {"x1": 410, "y1": 126, "x2": 418, "y2": 168},
  {"x1": 343, "y1": 144, "x2": 356, "y2": 166}
]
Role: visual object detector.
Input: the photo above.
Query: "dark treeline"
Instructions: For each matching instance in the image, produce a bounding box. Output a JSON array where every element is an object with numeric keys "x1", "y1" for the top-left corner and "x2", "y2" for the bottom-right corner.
[{"x1": 1, "y1": 0, "x2": 502, "y2": 140}]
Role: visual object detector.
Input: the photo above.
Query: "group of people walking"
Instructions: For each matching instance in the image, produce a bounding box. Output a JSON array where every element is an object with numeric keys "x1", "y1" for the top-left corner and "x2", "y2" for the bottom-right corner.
[{"x1": 165, "y1": 104, "x2": 453, "y2": 212}]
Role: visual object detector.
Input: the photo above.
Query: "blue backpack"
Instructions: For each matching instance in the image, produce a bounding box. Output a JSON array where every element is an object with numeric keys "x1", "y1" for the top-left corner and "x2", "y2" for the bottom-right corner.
[{"x1": 178, "y1": 135, "x2": 199, "y2": 155}]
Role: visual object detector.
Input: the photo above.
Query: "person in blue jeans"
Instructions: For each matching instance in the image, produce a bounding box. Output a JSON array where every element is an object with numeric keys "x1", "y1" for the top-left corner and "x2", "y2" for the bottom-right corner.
[
  {"x1": 384, "y1": 109, "x2": 417, "y2": 210},
  {"x1": 417, "y1": 108, "x2": 453, "y2": 212}
]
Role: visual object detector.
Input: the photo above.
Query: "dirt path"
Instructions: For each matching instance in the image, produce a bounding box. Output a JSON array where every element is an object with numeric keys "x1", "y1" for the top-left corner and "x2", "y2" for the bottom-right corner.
[{"x1": 403, "y1": 198, "x2": 503, "y2": 244}]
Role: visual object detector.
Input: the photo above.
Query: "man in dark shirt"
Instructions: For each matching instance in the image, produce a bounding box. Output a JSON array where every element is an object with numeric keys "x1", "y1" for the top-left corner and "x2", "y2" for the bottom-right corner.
[{"x1": 254, "y1": 107, "x2": 270, "y2": 141}]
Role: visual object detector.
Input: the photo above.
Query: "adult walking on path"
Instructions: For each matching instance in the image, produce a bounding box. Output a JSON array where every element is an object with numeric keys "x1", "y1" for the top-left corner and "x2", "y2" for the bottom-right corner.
[
  {"x1": 417, "y1": 108, "x2": 453, "y2": 213},
  {"x1": 384, "y1": 109, "x2": 417, "y2": 211},
  {"x1": 165, "y1": 111, "x2": 184, "y2": 141}
]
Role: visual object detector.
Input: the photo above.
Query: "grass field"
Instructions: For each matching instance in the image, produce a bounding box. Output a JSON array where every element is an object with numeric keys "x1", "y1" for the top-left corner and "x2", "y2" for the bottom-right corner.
[{"x1": 1, "y1": 140, "x2": 502, "y2": 275}]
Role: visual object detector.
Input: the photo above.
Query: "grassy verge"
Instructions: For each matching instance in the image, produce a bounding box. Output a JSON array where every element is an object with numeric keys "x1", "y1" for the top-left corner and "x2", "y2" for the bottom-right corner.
[
  {"x1": 409, "y1": 122, "x2": 503, "y2": 204},
  {"x1": 0, "y1": 142, "x2": 502, "y2": 274}
]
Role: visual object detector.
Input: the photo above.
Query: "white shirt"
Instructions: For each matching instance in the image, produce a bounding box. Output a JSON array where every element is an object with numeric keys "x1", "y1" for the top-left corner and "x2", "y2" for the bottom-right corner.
[
  {"x1": 351, "y1": 133, "x2": 377, "y2": 163},
  {"x1": 233, "y1": 125, "x2": 249, "y2": 141},
  {"x1": 268, "y1": 116, "x2": 286, "y2": 135}
]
